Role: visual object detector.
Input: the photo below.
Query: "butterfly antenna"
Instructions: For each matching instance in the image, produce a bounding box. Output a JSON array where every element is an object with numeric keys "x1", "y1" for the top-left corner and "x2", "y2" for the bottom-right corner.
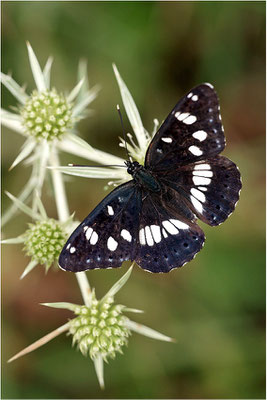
[
  {"x1": 68, "y1": 164, "x2": 126, "y2": 168},
  {"x1": 117, "y1": 104, "x2": 132, "y2": 162}
]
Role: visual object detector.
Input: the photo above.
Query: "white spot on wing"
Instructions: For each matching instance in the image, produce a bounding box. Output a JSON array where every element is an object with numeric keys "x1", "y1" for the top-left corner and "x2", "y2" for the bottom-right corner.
[
  {"x1": 162, "y1": 220, "x2": 179, "y2": 235},
  {"x1": 191, "y1": 188, "x2": 206, "y2": 203},
  {"x1": 145, "y1": 226, "x2": 154, "y2": 246},
  {"x1": 121, "y1": 229, "x2": 132, "y2": 242},
  {"x1": 194, "y1": 163, "x2": 211, "y2": 170},
  {"x1": 191, "y1": 195, "x2": 203, "y2": 214},
  {"x1": 70, "y1": 246, "x2": 76, "y2": 254},
  {"x1": 150, "y1": 225, "x2": 161, "y2": 243},
  {"x1": 198, "y1": 186, "x2": 208, "y2": 192},
  {"x1": 204, "y1": 83, "x2": 214, "y2": 89},
  {"x1": 107, "y1": 205, "x2": 114, "y2": 216},
  {"x1": 176, "y1": 112, "x2": 197, "y2": 125},
  {"x1": 193, "y1": 176, "x2": 211, "y2": 186},
  {"x1": 193, "y1": 170, "x2": 213, "y2": 177},
  {"x1": 183, "y1": 115, "x2": 197, "y2": 125},
  {"x1": 189, "y1": 145, "x2": 203, "y2": 156},
  {"x1": 139, "y1": 228, "x2": 146, "y2": 245},
  {"x1": 176, "y1": 112, "x2": 189, "y2": 121},
  {"x1": 192, "y1": 95, "x2": 198, "y2": 101},
  {"x1": 86, "y1": 227, "x2": 93, "y2": 240},
  {"x1": 162, "y1": 228, "x2": 168, "y2": 238},
  {"x1": 170, "y1": 219, "x2": 189, "y2": 230},
  {"x1": 107, "y1": 236, "x2": 118, "y2": 251},
  {"x1": 90, "y1": 231, "x2": 98, "y2": 245},
  {"x1": 83, "y1": 225, "x2": 88, "y2": 232},
  {"x1": 161, "y1": 137, "x2": 173, "y2": 143},
  {"x1": 192, "y1": 130, "x2": 207, "y2": 141},
  {"x1": 66, "y1": 243, "x2": 71, "y2": 250},
  {"x1": 187, "y1": 92, "x2": 193, "y2": 98}
]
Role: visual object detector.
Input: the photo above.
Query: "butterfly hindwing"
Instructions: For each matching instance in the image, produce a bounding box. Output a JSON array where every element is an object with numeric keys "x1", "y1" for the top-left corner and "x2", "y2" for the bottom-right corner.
[
  {"x1": 135, "y1": 192, "x2": 205, "y2": 273},
  {"x1": 59, "y1": 182, "x2": 142, "y2": 272},
  {"x1": 156, "y1": 155, "x2": 241, "y2": 226},
  {"x1": 145, "y1": 84, "x2": 225, "y2": 171}
]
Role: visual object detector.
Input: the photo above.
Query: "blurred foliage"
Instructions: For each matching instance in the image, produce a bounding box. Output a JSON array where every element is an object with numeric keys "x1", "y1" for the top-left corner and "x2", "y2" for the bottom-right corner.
[{"x1": 2, "y1": 1, "x2": 265, "y2": 399}]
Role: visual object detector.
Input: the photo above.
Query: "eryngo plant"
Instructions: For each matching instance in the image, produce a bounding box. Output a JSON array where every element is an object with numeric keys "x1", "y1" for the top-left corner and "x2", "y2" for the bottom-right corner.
[
  {"x1": 2, "y1": 191, "x2": 72, "y2": 278},
  {"x1": 8, "y1": 265, "x2": 173, "y2": 389},
  {"x1": 2, "y1": 43, "x2": 173, "y2": 388}
]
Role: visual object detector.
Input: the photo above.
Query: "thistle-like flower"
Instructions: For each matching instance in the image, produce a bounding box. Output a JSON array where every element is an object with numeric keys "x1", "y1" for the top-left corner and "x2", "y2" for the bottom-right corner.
[
  {"x1": 2, "y1": 42, "x2": 120, "y2": 226},
  {"x1": 23, "y1": 218, "x2": 67, "y2": 272},
  {"x1": 69, "y1": 291, "x2": 131, "y2": 361},
  {"x1": 20, "y1": 88, "x2": 73, "y2": 142},
  {"x1": 1, "y1": 191, "x2": 73, "y2": 278},
  {"x1": 8, "y1": 266, "x2": 174, "y2": 389},
  {"x1": 1, "y1": 42, "x2": 100, "y2": 154}
]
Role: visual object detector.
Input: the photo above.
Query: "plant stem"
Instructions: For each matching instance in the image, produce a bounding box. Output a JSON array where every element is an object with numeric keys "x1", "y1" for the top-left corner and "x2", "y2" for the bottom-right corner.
[
  {"x1": 32, "y1": 142, "x2": 50, "y2": 213},
  {"x1": 49, "y1": 144, "x2": 92, "y2": 306},
  {"x1": 76, "y1": 271, "x2": 92, "y2": 307}
]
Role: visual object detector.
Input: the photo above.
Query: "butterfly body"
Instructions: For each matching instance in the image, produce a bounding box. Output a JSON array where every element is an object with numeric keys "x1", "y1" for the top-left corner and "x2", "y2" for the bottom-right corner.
[
  {"x1": 59, "y1": 83, "x2": 241, "y2": 273},
  {"x1": 126, "y1": 161, "x2": 161, "y2": 192}
]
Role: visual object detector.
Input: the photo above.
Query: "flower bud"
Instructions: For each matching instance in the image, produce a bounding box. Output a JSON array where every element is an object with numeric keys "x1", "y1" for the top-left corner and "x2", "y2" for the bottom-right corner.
[
  {"x1": 69, "y1": 292, "x2": 131, "y2": 361},
  {"x1": 23, "y1": 218, "x2": 67, "y2": 269},
  {"x1": 20, "y1": 89, "x2": 73, "y2": 141}
]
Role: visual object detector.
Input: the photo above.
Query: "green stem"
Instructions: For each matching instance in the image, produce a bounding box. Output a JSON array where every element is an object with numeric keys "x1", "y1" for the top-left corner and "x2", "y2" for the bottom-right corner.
[
  {"x1": 49, "y1": 144, "x2": 91, "y2": 307},
  {"x1": 49, "y1": 145, "x2": 69, "y2": 221},
  {"x1": 32, "y1": 142, "x2": 50, "y2": 213}
]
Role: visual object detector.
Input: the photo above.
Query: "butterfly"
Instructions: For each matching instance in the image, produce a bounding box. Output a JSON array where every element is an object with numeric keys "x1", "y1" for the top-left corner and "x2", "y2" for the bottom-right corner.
[{"x1": 59, "y1": 83, "x2": 241, "y2": 273}]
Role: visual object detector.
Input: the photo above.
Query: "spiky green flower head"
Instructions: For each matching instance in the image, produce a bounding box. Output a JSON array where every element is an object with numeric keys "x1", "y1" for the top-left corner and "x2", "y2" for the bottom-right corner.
[
  {"x1": 23, "y1": 218, "x2": 67, "y2": 270},
  {"x1": 69, "y1": 291, "x2": 131, "y2": 361},
  {"x1": 20, "y1": 89, "x2": 73, "y2": 141}
]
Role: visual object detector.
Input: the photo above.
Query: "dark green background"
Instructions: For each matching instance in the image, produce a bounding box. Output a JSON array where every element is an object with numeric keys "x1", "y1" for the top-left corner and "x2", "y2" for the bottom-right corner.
[{"x1": 2, "y1": 1, "x2": 265, "y2": 399}]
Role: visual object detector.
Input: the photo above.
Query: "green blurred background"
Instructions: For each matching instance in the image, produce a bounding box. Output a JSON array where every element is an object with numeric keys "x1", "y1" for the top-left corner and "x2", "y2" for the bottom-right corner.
[{"x1": 2, "y1": 1, "x2": 265, "y2": 399}]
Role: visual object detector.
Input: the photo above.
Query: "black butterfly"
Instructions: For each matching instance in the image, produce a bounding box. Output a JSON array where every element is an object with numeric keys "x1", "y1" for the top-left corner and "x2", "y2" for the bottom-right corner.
[{"x1": 59, "y1": 83, "x2": 241, "y2": 273}]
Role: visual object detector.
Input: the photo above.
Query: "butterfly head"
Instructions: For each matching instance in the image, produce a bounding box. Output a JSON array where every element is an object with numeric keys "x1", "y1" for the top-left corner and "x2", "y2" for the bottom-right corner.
[
  {"x1": 125, "y1": 160, "x2": 142, "y2": 176},
  {"x1": 125, "y1": 160, "x2": 161, "y2": 192}
]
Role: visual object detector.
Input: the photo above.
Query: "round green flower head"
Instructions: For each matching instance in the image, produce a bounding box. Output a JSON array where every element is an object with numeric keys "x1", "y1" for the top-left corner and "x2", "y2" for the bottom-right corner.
[
  {"x1": 69, "y1": 292, "x2": 131, "y2": 361},
  {"x1": 23, "y1": 218, "x2": 67, "y2": 269},
  {"x1": 20, "y1": 89, "x2": 73, "y2": 141}
]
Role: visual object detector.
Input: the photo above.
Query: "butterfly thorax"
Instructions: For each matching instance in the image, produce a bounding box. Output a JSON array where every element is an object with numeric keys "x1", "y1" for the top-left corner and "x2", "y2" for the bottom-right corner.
[{"x1": 125, "y1": 160, "x2": 161, "y2": 192}]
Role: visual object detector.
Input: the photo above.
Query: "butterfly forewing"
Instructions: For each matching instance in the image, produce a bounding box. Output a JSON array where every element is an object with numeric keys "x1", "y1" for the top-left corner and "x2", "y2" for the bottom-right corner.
[
  {"x1": 59, "y1": 182, "x2": 142, "y2": 272},
  {"x1": 145, "y1": 84, "x2": 225, "y2": 170}
]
